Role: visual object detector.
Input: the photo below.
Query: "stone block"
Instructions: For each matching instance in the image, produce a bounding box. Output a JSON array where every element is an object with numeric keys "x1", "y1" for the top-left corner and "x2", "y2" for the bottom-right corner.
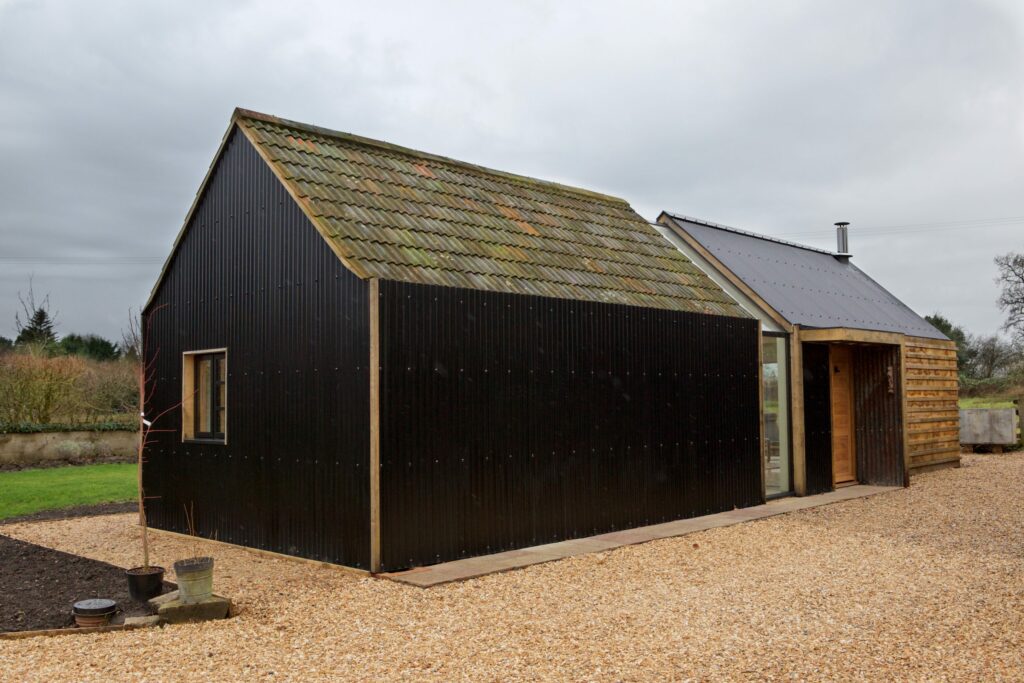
[
  {"x1": 148, "y1": 589, "x2": 179, "y2": 607},
  {"x1": 156, "y1": 594, "x2": 231, "y2": 624}
]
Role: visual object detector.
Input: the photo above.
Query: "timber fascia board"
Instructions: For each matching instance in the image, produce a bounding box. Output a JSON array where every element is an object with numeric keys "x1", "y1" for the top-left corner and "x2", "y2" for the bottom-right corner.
[
  {"x1": 657, "y1": 213, "x2": 793, "y2": 332},
  {"x1": 798, "y1": 328, "x2": 904, "y2": 345}
]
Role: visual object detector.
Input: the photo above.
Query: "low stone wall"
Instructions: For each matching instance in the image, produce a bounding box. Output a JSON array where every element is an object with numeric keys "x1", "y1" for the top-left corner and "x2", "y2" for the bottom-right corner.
[{"x1": 0, "y1": 431, "x2": 137, "y2": 469}]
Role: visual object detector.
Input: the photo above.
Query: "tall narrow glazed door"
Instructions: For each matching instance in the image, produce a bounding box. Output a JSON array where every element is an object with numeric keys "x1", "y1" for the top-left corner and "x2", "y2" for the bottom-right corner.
[{"x1": 830, "y1": 346, "x2": 856, "y2": 485}]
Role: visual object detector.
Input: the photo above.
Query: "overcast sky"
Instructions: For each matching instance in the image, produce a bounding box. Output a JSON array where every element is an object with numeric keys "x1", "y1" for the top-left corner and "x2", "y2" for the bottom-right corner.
[{"x1": 1, "y1": 0, "x2": 1022, "y2": 342}]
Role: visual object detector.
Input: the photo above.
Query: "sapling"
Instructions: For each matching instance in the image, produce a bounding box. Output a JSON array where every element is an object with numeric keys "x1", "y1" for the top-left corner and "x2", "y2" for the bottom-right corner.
[{"x1": 130, "y1": 304, "x2": 191, "y2": 571}]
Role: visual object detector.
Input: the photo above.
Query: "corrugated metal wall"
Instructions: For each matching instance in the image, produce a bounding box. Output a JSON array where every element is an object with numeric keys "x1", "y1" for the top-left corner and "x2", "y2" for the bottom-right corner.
[
  {"x1": 852, "y1": 345, "x2": 906, "y2": 486},
  {"x1": 143, "y1": 129, "x2": 371, "y2": 569},
  {"x1": 802, "y1": 343, "x2": 833, "y2": 495},
  {"x1": 377, "y1": 280, "x2": 761, "y2": 571}
]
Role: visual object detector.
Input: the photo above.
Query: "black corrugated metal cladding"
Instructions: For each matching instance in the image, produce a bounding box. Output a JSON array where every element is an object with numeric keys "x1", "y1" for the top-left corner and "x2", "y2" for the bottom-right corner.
[
  {"x1": 853, "y1": 345, "x2": 905, "y2": 486},
  {"x1": 802, "y1": 343, "x2": 833, "y2": 495},
  {"x1": 143, "y1": 129, "x2": 371, "y2": 568},
  {"x1": 378, "y1": 281, "x2": 762, "y2": 571}
]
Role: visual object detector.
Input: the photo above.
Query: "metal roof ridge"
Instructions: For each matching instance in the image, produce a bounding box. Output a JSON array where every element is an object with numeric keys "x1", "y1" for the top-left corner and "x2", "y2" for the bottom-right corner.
[
  {"x1": 663, "y1": 212, "x2": 838, "y2": 257},
  {"x1": 232, "y1": 108, "x2": 632, "y2": 207}
]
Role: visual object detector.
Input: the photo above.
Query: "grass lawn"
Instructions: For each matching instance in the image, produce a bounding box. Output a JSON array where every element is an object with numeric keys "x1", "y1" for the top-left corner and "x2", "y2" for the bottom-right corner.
[
  {"x1": 959, "y1": 397, "x2": 1017, "y2": 409},
  {"x1": 0, "y1": 463, "x2": 137, "y2": 520}
]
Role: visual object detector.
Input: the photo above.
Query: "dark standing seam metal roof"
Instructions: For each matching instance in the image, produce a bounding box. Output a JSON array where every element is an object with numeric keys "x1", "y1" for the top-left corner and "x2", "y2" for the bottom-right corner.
[
  {"x1": 661, "y1": 213, "x2": 948, "y2": 340},
  {"x1": 225, "y1": 110, "x2": 747, "y2": 317}
]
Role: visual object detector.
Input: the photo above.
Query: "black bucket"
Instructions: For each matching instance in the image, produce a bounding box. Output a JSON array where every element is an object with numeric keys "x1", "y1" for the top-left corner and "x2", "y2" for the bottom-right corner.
[
  {"x1": 126, "y1": 566, "x2": 165, "y2": 601},
  {"x1": 73, "y1": 598, "x2": 117, "y2": 628}
]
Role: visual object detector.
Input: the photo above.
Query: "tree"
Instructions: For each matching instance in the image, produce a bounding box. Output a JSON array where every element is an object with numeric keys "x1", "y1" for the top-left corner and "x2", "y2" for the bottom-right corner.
[
  {"x1": 16, "y1": 308, "x2": 57, "y2": 347},
  {"x1": 14, "y1": 279, "x2": 58, "y2": 349},
  {"x1": 58, "y1": 333, "x2": 120, "y2": 361},
  {"x1": 120, "y1": 308, "x2": 142, "y2": 361},
  {"x1": 995, "y1": 252, "x2": 1024, "y2": 343},
  {"x1": 965, "y1": 334, "x2": 1016, "y2": 379},
  {"x1": 0, "y1": 337, "x2": 12, "y2": 353},
  {"x1": 925, "y1": 313, "x2": 970, "y2": 369}
]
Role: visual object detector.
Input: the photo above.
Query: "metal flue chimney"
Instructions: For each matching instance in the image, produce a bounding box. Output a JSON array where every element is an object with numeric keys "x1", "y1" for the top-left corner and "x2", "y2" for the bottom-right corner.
[{"x1": 835, "y1": 221, "x2": 851, "y2": 259}]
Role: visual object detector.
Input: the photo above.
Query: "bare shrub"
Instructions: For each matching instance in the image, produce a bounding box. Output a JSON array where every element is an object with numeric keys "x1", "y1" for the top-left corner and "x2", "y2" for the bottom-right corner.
[
  {"x1": 72, "y1": 357, "x2": 139, "y2": 420},
  {"x1": 0, "y1": 351, "x2": 140, "y2": 427},
  {"x1": 0, "y1": 351, "x2": 85, "y2": 424}
]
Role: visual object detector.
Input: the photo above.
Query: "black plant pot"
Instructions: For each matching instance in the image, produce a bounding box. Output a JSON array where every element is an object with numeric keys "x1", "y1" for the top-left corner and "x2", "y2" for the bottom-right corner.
[{"x1": 126, "y1": 565, "x2": 165, "y2": 601}]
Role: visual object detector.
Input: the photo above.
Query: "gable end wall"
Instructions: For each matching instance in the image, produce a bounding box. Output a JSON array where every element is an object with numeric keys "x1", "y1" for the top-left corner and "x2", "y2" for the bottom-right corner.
[{"x1": 143, "y1": 130, "x2": 371, "y2": 568}]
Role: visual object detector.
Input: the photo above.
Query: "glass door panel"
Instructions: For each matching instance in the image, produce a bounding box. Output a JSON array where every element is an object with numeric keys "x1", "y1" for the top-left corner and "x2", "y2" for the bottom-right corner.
[{"x1": 763, "y1": 335, "x2": 791, "y2": 496}]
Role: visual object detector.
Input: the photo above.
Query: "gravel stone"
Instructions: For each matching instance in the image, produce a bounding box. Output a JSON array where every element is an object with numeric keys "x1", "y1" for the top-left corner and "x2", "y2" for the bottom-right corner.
[{"x1": 0, "y1": 453, "x2": 1021, "y2": 681}]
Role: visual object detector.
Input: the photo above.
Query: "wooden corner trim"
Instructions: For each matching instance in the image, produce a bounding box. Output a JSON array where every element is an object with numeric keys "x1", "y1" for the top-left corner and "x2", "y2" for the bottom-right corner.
[
  {"x1": 789, "y1": 325, "x2": 807, "y2": 496},
  {"x1": 899, "y1": 339, "x2": 912, "y2": 482},
  {"x1": 368, "y1": 278, "x2": 381, "y2": 573}
]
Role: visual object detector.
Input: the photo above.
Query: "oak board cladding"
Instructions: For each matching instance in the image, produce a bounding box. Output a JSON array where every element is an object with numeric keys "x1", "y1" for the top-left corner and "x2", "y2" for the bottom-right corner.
[
  {"x1": 143, "y1": 130, "x2": 371, "y2": 569},
  {"x1": 377, "y1": 280, "x2": 762, "y2": 571},
  {"x1": 903, "y1": 337, "x2": 960, "y2": 471}
]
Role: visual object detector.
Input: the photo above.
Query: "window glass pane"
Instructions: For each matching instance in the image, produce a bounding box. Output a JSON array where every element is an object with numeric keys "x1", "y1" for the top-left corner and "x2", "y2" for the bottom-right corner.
[
  {"x1": 763, "y1": 336, "x2": 791, "y2": 495},
  {"x1": 216, "y1": 355, "x2": 226, "y2": 436},
  {"x1": 218, "y1": 360, "x2": 226, "y2": 409},
  {"x1": 197, "y1": 357, "x2": 212, "y2": 434}
]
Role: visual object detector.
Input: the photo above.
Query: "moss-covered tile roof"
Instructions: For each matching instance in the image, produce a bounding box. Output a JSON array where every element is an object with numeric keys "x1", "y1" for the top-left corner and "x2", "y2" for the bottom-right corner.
[{"x1": 234, "y1": 109, "x2": 746, "y2": 316}]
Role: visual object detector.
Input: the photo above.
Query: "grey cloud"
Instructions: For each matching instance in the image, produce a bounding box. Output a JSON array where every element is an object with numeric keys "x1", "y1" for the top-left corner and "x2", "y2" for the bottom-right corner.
[{"x1": 0, "y1": 0, "x2": 1021, "y2": 341}]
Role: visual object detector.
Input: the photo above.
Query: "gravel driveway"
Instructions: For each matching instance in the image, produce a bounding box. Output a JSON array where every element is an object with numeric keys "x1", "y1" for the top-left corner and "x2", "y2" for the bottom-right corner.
[{"x1": 1, "y1": 453, "x2": 1021, "y2": 682}]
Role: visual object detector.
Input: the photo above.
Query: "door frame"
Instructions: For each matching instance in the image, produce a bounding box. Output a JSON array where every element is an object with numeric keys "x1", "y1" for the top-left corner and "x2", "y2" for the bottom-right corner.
[
  {"x1": 763, "y1": 331, "x2": 795, "y2": 500},
  {"x1": 829, "y1": 344, "x2": 857, "y2": 486}
]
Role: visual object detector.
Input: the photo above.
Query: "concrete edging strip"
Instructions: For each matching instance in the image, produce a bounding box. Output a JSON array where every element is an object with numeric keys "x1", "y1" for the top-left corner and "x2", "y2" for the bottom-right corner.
[{"x1": 380, "y1": 485, "x2": 899, "y2": 588}]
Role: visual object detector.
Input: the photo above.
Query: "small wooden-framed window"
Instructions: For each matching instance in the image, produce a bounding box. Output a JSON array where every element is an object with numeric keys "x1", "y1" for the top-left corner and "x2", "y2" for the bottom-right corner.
[{"x1": 182, "y1": 349, "x2": 227, "y2": 443}]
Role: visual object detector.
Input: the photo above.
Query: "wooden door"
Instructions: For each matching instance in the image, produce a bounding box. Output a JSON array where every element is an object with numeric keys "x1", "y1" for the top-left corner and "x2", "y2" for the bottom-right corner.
[{"x1": 830, "y1": 345, "x2": 856, "y2": 485}]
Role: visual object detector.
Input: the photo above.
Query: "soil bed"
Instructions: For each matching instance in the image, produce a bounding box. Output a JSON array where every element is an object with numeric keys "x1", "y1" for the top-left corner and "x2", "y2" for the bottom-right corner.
[
  {"x1": 0, "y1": 501, "x2": 135, "y2": 526},
  {"x1": 0, "y1": 534, "x2": 172, "y2": 633}
]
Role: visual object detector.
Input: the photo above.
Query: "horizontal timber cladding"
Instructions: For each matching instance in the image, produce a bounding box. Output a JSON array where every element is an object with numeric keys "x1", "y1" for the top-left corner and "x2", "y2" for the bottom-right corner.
[
  {"x1": 377, "y1": 280, "x2": 762, "y2": 571},
  {"x1": 903, "y1": 337, "x2": 960, "y2": 471},
  {"x1": 143, "y1": 129, "x2": 371, "y2": 569},
  {"x1": 852, "y1": 345, "x2": 905, "y2": 486},
  {"x1": 802, "y1": 343, "x2": 833, "y2": 495}
]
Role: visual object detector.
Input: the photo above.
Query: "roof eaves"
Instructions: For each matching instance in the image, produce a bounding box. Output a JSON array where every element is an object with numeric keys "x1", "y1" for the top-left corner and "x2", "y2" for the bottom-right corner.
[
  {"x1": 660, "y1": 212, "x2": 950, "y2": 341},
  {"x1": 145, "y1": 117, "x2": 240, "y2": 311},
  {"x1": 846, "y1": 262, "x2": 950, "y2": 340}
]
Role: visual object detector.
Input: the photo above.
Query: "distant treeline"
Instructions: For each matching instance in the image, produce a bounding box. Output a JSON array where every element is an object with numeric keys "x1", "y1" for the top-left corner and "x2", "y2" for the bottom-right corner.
[
  {"x1": 0, "y1": 281, "x2": 139, "y2": 430},
  {"x1": 926, "y1": 250, "x2": 1024, "y2": 397}
]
